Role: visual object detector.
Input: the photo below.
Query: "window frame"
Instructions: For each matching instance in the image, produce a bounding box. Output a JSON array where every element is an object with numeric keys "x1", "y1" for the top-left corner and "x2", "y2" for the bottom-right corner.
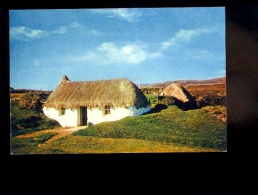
[
  {"x1": 60, "y1": 107, "x2": 66, "y2": 115},
  {"x1": 103, "y1": 105, "x2": 111, "y2": 115}
]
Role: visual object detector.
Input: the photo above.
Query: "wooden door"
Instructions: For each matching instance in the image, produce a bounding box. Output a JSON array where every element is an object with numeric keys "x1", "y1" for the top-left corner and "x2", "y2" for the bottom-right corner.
[{"x1": 80, "y1": 107, "x2": 87, "y2": 126}]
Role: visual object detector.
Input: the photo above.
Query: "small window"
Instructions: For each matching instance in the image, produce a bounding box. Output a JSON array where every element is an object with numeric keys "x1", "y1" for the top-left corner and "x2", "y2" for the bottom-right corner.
[
  {"x1": 104, "y1": 105, "x2": 110, "y2": 115},
  {"x1": 60, "y1": 107, "x2": 66, "y2": 115}
]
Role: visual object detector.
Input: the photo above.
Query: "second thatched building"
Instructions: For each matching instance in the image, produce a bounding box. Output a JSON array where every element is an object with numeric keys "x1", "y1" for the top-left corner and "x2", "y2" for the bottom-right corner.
[
  {"x1": 43, "y1": 75, "x2": 150, "y2": 127},
  {"x1": 158, "y1": 83, "x2": 197, "y2": 110}
]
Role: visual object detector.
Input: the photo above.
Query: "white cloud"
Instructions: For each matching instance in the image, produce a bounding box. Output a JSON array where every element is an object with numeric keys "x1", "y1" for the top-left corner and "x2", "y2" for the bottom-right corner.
[
  {"x1": 90, "y1": 30, "x2": 101, "y2": 35},
  {"x1": 10, "y1": 26, "x2": 48, "y2": 39},
  {"x1": 66, "y1": 42, "x2": 160, "y2": 65},
  {"x1": 98, "y1": 42, "x2": 147, "y2": 64},
  {"x1": 70, "y1": 21, "x2": 83, "y2": 28},
  {"x1": 10, "y1": 24, "x2": 75, "y2": 41},
  {"x1": 111, "y1": 9, "x2": 140, "y2": 22},
  {"x1": 52, "y1": 26, "x2": 67, "y2": 34},
  {"x1": 161, "y1": 28, "x2": 213, "y2": 50},
  {"x1": 10, "y1": 21, "x2": 100, "y2": 41},
  {"x1": 69, "y1": 52, "x2": 97, "y2": 62},
  {"x1": 70, "y1": 22, "x2": 101, "y2": 35},
  {"x1": 92, "y1": 8, "x2": 141, "y2": 22}
]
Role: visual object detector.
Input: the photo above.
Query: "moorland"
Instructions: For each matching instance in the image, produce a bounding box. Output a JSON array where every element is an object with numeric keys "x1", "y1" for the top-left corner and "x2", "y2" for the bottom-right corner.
[{"x1": 10, "y1": 77, "x2": 226, "y2": 154}]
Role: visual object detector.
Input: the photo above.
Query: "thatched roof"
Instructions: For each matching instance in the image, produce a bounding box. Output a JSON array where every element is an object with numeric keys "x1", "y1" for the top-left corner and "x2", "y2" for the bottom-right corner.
[
  {"x1": 159, "y1": 83, "x2": 195, "y2": 103},
  {"x1": 43, "y1": 75, "x2": 149, "y2": 109}
]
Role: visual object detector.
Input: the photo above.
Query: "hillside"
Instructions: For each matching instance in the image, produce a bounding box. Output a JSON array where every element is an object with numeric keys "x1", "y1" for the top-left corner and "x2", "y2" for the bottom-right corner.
[
  {"x1": 140, "y1": 77, "x2": 226, "y2": 113},
  {"x1": 10, "y1": 88, "x2": 52, "y2": 94},
  {"x1": 140, "y1": 77, "x2": 226, "y2": 95},
  {"x1": 143, "y1": 77, "x2": 226, "y2": 88},
  {"x1": 11, "y1": 105, "x2": 227, "y2": 154},
  {"x1": 10, "y1": 77, "x2": 225, "y2": 93},
  {"x1": 10, "y1": 77, "x2": 226, "y2": 104}
]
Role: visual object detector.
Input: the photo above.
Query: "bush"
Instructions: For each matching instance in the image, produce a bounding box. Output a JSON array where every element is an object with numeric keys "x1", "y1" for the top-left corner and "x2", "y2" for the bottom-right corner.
[
  {"x1": 10, "y1": 100, "x2": 60, "y2": 136},
  {"x1": 19, "y1": 93, "x2": 47, "y2": 110},
  {"x1": 196, "y1": 95, "x2": 226, "y2": 107}
]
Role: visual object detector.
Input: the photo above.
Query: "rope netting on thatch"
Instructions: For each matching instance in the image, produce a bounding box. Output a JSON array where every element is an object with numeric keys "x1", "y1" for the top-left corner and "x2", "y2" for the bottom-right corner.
[{"x1": 43, "y1": 77, "x2": 149, "y2": 109}]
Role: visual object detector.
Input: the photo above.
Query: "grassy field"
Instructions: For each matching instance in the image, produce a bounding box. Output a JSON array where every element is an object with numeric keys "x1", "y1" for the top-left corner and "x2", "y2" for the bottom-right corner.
[
  {"x1": 11, "y1": 134, "x2": 223, "y2": 154},
  {"x1": 145, "y1": 94, "x2": 159, "y2": 108},
  {"x1": 72, "y1": 105, "x2": 226, "y2": 150},
  {"x1": 10, "y1": 101, "x2": 60, "y2": 136},
  {"x1": 10, "y1": 96, "x2": 227, "y2": 154}
]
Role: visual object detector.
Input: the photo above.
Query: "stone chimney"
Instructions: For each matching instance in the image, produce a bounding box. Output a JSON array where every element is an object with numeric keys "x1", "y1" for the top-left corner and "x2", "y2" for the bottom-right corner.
[{"x1": 59, "y1": 75, "x2": 71, "y2": 84}]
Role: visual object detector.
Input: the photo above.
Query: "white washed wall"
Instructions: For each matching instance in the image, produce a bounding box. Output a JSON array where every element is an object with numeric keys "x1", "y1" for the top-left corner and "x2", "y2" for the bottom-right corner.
[
  {"x1": 43, "y1": 107, "x2": 79, "y2": 128},
  {"x1": 43, "y1": 105, "x2": 150, "y2": 127},
  {"x1": 87, "y1": 105, "x2": 150, "y2": 125}
]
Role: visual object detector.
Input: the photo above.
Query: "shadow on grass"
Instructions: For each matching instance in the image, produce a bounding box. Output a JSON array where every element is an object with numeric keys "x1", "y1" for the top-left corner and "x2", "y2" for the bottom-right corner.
[
  {"x1": 144, "y1": 102, "x2": 201, "y2": 115},
  {"x1": 143, "y1": 104, "x2": 168, "y2": 115}
]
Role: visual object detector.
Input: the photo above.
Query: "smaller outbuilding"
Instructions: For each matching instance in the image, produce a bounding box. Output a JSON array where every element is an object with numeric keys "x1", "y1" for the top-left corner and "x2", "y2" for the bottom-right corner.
[{"x1": 158, "y1": 83, "x2": 197, "y2": 110}]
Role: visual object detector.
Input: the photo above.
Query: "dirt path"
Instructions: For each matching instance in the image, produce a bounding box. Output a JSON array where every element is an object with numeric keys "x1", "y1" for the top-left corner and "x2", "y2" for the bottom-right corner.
[
  {"x1": 15, "y1": 126, "x2": 87, "y2": 146},
  {"x1": 44, "y1": 126, "x2": 87, "y2": 144}
]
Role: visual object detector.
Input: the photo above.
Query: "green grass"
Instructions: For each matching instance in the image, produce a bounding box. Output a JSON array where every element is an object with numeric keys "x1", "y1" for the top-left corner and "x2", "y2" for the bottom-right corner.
[
  {"x1": 25, "y1": 136, "x2": 222, "y2": 154},
  {"x1": 10, "y1": 132, "x2": 58, "y2": 154},
  {"x1": 145, "y1": 94, "x2": 159, "y2": 108},
  {"x1": 10, "y1": 101, "x2": 60, "y2": 136},
  {"x1": 73, "y1": 105, "x2": 226, "y2": 151},
  {"x1": 10, "y1": 99, "x2": 227, "y2": 154}
]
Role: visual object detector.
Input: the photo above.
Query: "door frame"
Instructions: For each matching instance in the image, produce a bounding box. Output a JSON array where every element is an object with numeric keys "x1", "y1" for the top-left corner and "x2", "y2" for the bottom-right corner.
[{"x1": 80, "y1": 106, "x2": 87, "y2": 126}]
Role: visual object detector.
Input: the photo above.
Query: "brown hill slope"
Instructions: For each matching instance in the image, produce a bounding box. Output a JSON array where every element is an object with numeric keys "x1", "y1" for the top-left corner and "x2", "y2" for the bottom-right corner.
[{"x1": 146, "y1": 77, "x2": 226, "y2": 88}]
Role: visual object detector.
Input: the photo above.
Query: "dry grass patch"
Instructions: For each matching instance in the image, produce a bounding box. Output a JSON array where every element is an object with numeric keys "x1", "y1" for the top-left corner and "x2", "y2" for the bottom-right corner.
[
  {"x1": 10, "y1": 93, "x2": 26, "y2": 101},
  {"x1": 32, "y1": 135, "x2": 222, "y2": 154}
]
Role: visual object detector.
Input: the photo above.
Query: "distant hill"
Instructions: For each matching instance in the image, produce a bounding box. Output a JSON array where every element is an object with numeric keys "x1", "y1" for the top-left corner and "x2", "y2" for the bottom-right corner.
[
  {"x1": 10, "y1": 87, "x2": 52, "y2": 94},
  {"x1": 10, "y1": 77, "x2": 226, "y2": 93},
  {"x1": 142, "y1": 77, "x2": 226, "y2": 88}
]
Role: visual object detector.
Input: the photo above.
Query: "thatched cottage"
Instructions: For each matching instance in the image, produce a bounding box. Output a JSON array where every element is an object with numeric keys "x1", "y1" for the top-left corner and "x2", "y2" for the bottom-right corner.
[
  {"x1": 159, "y1": 83, "x2": 195, "y2": 103},
  {"x1": 43, "y1": 75, "x2": 150, "y2": 127}
]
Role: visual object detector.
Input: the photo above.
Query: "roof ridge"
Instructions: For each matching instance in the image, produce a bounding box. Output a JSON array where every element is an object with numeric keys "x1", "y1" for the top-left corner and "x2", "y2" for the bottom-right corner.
[
  {"x1": 44, "y1": 77, "x2": 149, "y2": 109},
  {"x1": 64, "y1": 77, "x2": 131, "y2": 83}
]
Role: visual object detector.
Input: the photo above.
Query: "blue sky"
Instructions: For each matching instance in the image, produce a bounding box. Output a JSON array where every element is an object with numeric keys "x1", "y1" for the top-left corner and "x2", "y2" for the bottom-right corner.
[{"x1": 10, "y1": 7, "x2": 225, "y2": 90}]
